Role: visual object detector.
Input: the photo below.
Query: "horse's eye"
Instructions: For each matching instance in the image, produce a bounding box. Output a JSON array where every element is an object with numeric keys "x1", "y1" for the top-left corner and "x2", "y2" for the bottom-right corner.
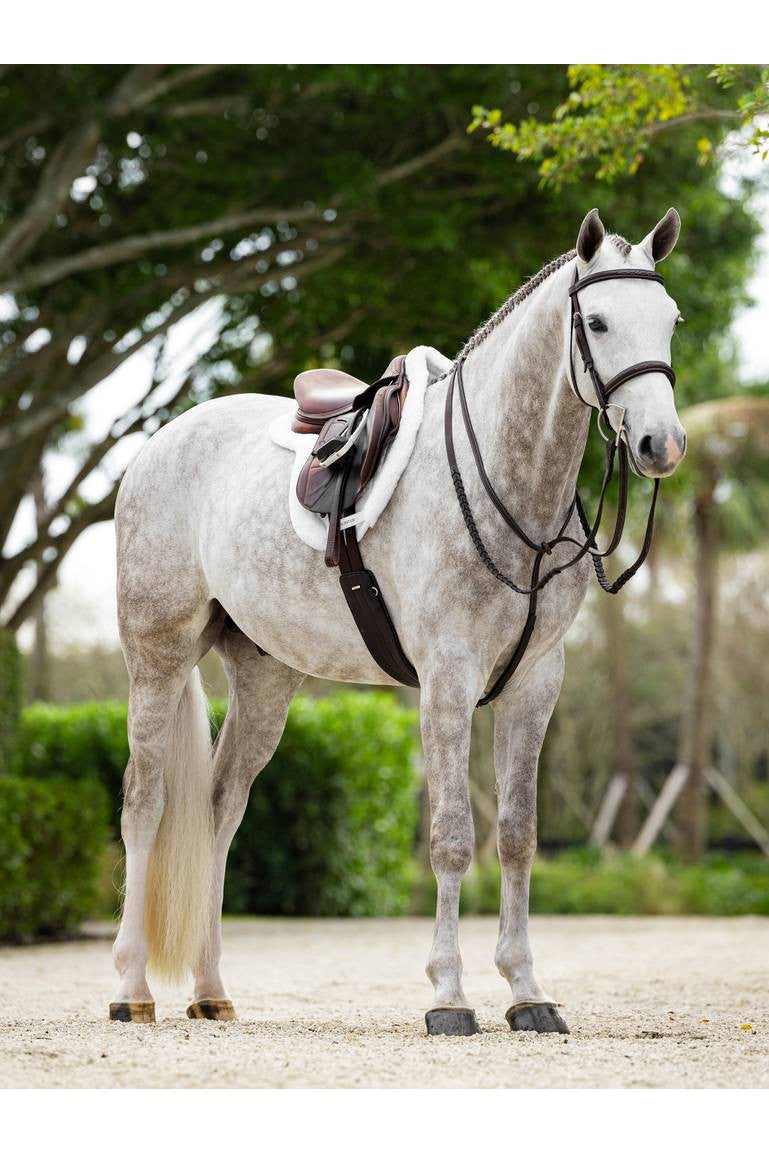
[{"x1": 587, "y1": 316, "x2": 607, "y2": 333}]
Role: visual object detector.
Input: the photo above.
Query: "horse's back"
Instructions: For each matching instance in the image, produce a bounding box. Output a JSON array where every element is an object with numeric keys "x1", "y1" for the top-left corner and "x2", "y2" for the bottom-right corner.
[{"x1": 115, "y1": 392, "x2": 295, "y2": 629}]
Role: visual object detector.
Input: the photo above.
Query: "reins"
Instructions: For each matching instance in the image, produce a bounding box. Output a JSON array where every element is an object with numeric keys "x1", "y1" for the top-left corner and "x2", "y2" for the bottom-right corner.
[{"x1": 446, "y1": 261, "x2": 676, "y2": 706}]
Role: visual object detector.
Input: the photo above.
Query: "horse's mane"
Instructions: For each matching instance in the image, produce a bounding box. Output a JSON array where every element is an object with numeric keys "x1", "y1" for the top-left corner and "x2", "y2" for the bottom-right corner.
[
  {"x1": 452, "y1": 232, "x2": 632, "y2": 365},
  {"x1": 454, "y1": 248, "x2": 576, "y2": 364}
]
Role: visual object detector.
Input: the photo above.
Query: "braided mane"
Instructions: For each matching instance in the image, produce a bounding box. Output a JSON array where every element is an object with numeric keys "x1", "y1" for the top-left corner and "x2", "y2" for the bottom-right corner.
[
  {"x1": 455, "y1": 249, "x2": 576, "y2": 364},
  {"x1": 451, "y1": 232, "x2": 632, "y2": 367}
]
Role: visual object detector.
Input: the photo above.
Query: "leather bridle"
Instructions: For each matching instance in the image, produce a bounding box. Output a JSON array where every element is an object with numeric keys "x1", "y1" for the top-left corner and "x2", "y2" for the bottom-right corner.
[{"x1": 446, "y1": 263, "x2": 677, "y2": 706}]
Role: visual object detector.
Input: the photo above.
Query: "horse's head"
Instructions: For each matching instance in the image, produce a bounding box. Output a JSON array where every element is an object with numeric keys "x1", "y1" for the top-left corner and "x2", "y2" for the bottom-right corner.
[{"x1": 571, "y1": 207, "x2": 686, "y2": 478}]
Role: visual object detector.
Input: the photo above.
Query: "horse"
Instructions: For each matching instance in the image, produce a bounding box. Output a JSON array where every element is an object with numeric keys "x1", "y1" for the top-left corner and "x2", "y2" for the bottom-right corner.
[{"x1": 110, "y1": 207, "x2": 686, "y2": 1034}]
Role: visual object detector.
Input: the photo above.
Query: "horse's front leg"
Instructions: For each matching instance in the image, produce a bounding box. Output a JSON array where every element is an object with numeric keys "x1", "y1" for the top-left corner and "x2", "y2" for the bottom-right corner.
[
  {"x1": 421, "y1": 656, "x2": 481, "y2": 1036},
  {"x1": 492, "y1": 645, "x2": 570, "y2": 1034}
]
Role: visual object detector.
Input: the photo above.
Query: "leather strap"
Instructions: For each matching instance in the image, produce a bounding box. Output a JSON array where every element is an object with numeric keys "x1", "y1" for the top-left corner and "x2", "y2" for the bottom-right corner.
[
  {"x1": 336, "y1": 525, "x2": 420, "y2": 689},
  {"x1": 325, "y1": 264, "x2": 675, "y2": 707},
  {"x1": 444, "y1": 259, "x2": 677, "y2": 701},
  {"x1": 568, "y1": 266, "x2": 676, "y2": 410}
]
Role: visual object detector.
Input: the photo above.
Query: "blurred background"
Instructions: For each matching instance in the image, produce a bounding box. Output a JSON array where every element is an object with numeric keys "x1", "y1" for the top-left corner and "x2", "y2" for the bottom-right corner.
[{"x1": 1, "y1": 64, "x2": 768, "y2": 941}]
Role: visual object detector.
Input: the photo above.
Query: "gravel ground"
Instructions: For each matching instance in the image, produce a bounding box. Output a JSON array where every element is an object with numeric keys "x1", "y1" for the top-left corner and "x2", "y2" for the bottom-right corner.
[{"x1": 1, "y1": 916, "x2": 767, "y2": 1089}]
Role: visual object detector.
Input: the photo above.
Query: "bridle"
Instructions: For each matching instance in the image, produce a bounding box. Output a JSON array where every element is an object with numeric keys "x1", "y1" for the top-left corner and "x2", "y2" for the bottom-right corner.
[{"x1": 445, "y1": 262, "x2": 677, "y2": 706}]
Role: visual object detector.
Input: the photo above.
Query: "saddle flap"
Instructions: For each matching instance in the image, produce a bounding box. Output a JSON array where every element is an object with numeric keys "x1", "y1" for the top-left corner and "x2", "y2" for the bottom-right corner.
[{"x1": 358, "y1": 367, "x2": 409, "y2": 491}]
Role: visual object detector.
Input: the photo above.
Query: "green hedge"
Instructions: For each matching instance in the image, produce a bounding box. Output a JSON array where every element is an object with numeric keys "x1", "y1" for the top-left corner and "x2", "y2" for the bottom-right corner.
[
  {"x1": 17, "y1": 700, "x2": 129, "y2": 827},
  {"x1": 0, "y1": 775, "x2": 109, "y2": 941},
  {"x1": 414, "y1": 848, "x2": 769, "y2": 916},
  {"x1": 15, "y1": 691, "x2": 420, "y2": 918},
  {"x1": 224, "y1": 693, "x2": 419, "y2": 916}
]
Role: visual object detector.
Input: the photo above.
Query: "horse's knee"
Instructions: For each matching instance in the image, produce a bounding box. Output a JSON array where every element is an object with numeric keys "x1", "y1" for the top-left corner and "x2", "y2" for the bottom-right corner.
[
  {"x1": 430, "y1": 807, "x2": 474, "y2": 875},
  {"x1": 497, "y1": 805, "x2": 537, "y2": 867}
]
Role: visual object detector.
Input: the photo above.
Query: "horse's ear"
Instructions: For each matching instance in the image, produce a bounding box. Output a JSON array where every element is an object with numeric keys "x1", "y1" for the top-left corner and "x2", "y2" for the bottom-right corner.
[
  {"x1": 576, "y1": 208, "x2": 605, "y2": 263},
  {"x1": 641, "y1": 207, "x2": 681, "y2": 263}
]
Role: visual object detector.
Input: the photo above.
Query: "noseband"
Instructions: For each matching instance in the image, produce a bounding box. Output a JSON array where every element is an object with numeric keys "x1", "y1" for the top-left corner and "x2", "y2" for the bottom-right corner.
[
  {"x1": 446, "y1": 263, "x2": 677, "y2": 706},
  {"x1": 568, "y1": 266, "x2": 676, "y2": 410}
]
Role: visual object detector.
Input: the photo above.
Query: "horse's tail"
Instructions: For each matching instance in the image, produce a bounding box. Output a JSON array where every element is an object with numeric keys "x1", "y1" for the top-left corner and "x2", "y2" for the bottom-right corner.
[{"x1": 144, "y1": 667, "x2": 215, "y2": 982}]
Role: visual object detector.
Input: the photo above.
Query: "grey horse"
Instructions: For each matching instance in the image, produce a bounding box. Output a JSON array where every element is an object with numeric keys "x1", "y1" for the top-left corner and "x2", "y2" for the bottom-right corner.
[{"x1": 110, "y1": 207, "x2": 686, "y2": 1034}]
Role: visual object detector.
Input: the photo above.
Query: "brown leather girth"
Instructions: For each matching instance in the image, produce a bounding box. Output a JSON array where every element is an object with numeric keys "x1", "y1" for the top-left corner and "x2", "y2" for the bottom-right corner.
[
  {"x1": 336, "y1": 524, "x2": 420, "y2": 690},
  {"x1": 334, "y1": 516, "x2": 536, "y2": 704}
]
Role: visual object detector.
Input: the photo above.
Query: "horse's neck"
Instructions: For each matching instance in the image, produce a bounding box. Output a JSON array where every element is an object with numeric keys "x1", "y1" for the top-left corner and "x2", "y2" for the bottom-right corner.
[{"x1": 456, "y1": 261, "x2": 590, "y2": 541}]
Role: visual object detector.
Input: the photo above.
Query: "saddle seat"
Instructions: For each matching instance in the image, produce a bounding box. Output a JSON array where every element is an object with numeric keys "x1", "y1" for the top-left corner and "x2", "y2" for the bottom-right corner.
[
  {"x1": 291, "y1": 357, "x2": 403, "y2": 434},
  {"x1": 292, "y1": 370, "x2": 370, "y2": 434}
]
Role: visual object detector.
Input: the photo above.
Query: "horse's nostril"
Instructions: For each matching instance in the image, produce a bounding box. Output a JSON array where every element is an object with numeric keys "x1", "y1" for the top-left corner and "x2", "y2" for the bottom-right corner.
[{"x1": 638, "y1": 434, "x2": 653, "y2": 459}]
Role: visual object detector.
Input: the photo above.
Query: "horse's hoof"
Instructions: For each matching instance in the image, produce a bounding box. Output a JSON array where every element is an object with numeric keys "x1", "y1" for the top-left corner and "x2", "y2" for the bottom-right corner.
[
  {"x1": 506, "y1": 1002, "x2": 569, "y2": 1034},
  {"x1": 425, "y1": 1007, "x2": 481, "y2": 1036},
  {"x1": 109, "y1": 1001, "x2": 156, "y2": 1024},
  {"x1": 186, "y1": 999, "x2": 237, "y2": 1022}
]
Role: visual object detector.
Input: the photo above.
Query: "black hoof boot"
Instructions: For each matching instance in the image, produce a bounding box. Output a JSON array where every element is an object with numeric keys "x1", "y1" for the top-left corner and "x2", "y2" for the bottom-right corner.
[
  {"x1": 425, "y1": 1008, "x2": 481, "y2": 1036},
  {"x1": 506, "y1": 1002, "x2": 569, "y2": 1034}
]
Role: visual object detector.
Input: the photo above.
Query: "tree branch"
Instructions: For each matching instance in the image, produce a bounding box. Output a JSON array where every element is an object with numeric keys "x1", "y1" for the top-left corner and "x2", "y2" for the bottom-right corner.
[
  {"x1": 120, "y1": 65, "x2": 229, "y2": 113},
  {"x1": 646, "y1": 107, "x2": 743, "y2": 138},
  {"x1": 374, "y1": 132, "x2": 465, "y2": 187},
  {"x1": 0, "y1": 239, "x2": 350, "y2": 450},
  {"x1": 3, "y1": 483, "x2": 119, "y2": 631},
  {"x1": 0, "y1": 118, "x2": 101, "y2": 272},
  {"x1": 0, "y1": 204, "x2": 329, "y2": 294},
  {"x1": 1, "y1": 130, "x2": 463, "y2": 294}
]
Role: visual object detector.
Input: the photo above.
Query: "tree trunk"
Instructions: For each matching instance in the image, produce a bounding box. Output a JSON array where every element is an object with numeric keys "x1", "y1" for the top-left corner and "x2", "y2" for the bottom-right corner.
[
  {"x1": 28, "y1": 467, "x2": 51, "y2": 700},
  {"x1": 601, "y1": 589, "x2": 638, "y2": 847},
  {"x1": 678, "y1": 479, "x2": 718, "y2": 861}
]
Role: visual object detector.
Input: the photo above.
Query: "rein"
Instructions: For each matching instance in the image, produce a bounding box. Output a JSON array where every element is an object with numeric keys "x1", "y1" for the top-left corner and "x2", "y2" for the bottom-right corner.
[{"x1": 446, "y1": 262, "x2": 676, "y2": 706}]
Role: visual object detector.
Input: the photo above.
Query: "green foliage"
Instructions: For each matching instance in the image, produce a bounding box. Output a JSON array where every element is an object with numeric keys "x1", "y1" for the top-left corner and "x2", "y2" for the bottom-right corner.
[
  {"x1": 414, "y1": 849, "x2": 769, "y2": 916},
  {"x1": 0, "y1": 775, "x2": 108, "y2": 941},
  {"x1": 0, "y1": 628, "x2": 22, "y2": 771},
  {"x1": 2, "y1": 65, "x2": 762, "y2": 635},
  {"x1": 15, "y1": 692, "x2": 420, "y2": 918},
  {"x1": 472, "y1": 64, "x2": 769, "y2": 188},
  {"x1": 17, "y1": 700, "x2": 130, "y2": 828},
  {"x1": 224, "y1": 693, "x2": 419, "y2": 916}
]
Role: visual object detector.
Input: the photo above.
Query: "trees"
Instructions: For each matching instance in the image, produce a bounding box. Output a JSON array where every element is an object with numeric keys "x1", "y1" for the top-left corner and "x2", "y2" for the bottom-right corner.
[
  {"x1": 470, "y1": 65, "x2": 769, "y2": 188},
  {"x1": 472, "y1": 64, "x2": 768, "y2": 852},
  {"x1": 675, "y1": 396, "x2": 769, "y2": 859},
  {"x1": 0, "y1": 64, "x2": 759, "y2": 637},
  {"x1": 0, "y1": 64, "x2": 537, "y2": 628}
]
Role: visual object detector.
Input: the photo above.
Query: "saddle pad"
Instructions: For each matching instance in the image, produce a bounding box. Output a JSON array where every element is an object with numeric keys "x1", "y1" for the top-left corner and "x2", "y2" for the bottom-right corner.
[{"x1": 269, "y1": 345, "x2": 452, "y2": 552}]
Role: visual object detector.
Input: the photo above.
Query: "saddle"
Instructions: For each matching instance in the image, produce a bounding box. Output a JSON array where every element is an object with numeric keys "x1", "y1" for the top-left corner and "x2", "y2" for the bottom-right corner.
[
  {"x1": 294, "y1": 356, "x2": 409, "y2": 566},
  {"x1": 292, "y1": 355, "x2": 419, "y2": 688}
]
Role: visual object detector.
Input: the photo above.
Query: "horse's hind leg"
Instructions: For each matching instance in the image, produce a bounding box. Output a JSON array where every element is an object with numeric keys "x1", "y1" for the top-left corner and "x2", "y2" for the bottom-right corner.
[
  {"x1": 188, "y1": 629, "x2": 304, "y2": 1021},
  {"x1": 492, "y1": 645, "x2": 569, "y2": 1034},
  {"x1": 111, "y1": 604, "x2": 221, "y2": 1023}
]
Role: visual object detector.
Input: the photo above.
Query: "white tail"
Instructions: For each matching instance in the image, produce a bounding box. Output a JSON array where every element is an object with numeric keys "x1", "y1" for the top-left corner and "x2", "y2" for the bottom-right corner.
[{"x1": 144, "y1": 667, "x2": 215, "y2": 982}]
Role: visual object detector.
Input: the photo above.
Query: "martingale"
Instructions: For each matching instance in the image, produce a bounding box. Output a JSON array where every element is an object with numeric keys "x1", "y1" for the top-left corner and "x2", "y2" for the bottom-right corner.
[{"x1": 292, "y1": 265, "x2": 676, "y2": 705}]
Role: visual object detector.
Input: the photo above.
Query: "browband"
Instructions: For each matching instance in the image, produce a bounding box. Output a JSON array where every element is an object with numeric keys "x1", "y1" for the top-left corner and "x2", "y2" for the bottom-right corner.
[{"x1": 568, "y1": 268, "x2": 666, "y2": 294}]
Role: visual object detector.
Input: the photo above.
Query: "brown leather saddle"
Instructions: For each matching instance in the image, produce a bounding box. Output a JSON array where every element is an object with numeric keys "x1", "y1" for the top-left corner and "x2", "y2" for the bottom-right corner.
[
  {"x1": 292, "y1": 355, "x2": 419, "y2": 688},
  {"x1": 294, "y1": 356, "x2": 409, "y2": 566}
]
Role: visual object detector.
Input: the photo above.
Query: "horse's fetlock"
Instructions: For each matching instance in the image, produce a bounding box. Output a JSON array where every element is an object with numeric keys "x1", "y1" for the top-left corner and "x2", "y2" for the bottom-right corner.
[{"x1": 113, "y1": 936, "x2": 146, "y2": 977}]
